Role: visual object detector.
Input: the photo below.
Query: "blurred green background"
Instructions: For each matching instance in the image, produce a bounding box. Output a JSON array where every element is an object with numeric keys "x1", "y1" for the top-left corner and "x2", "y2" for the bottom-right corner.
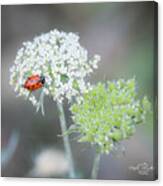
[{"x1": 1, "y1": 2, "x2": 156, "y2": 180}]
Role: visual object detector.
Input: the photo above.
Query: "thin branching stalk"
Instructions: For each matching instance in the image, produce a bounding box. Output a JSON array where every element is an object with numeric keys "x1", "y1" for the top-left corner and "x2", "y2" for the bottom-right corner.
[
  {"x1": 91, "y1": 151, "x2": 101, "y2": 179},
  {"x1": 57, "y1": 102, "x2": 75, "y2": 178}
]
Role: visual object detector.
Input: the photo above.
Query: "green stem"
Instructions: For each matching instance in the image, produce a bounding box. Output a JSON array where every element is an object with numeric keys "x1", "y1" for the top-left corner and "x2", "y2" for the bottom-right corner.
[
  {"x1": 91, "y1": 151, "x2": 101, "y2": 179},
  {"x1": 57, "y1": 102, "x2": 75, "y2": 178}
]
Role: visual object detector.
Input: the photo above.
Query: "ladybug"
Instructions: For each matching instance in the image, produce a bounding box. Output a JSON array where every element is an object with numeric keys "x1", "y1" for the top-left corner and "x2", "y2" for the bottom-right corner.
[{"x1": 23, "y1": 75, "x2": 45, "y2": 91}]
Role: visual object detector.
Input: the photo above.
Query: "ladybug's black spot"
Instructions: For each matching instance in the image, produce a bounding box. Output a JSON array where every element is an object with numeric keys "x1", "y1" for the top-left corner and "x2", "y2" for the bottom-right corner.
[
  {"x1": 28, "y1": 77, "x2": 32, "y2": 80},
  {"x1": 26, "y1": 86, "x2": 31, "y2": 90},
  {"x1": 32, "y1": 85, "x2": 36, "y2": 89}
]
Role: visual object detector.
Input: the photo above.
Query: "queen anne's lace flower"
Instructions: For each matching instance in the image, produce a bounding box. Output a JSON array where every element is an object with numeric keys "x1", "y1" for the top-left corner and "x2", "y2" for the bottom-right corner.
[
  {"x1": 70, "y1": 79, "x2": 151, "y2": 154},
  {"x1": 9, "y1": 29, "x2": 101, "y2": 106}
]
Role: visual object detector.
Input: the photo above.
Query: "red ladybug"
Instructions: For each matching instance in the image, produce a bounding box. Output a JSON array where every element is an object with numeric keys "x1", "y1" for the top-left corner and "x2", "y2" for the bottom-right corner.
[{"x1": 23, "y1": 75, "x2": 45, "y2": 91}]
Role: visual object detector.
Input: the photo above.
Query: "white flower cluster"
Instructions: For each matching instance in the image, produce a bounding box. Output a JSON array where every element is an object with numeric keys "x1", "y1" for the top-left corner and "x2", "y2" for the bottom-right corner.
[{"x1": 9, "y1": 29, "x2": 100, "y2": 106}]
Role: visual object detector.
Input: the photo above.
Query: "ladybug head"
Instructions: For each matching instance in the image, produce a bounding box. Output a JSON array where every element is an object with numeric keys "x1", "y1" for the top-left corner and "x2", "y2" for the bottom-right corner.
[{"x1": 40, "y1": 75, "x2": 45, "y2": 84}]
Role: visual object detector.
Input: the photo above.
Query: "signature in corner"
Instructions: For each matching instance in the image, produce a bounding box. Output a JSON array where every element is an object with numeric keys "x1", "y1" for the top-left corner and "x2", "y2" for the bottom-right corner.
[{"x1": 129, "y1": 162, "x2": 153, "y2": 176}]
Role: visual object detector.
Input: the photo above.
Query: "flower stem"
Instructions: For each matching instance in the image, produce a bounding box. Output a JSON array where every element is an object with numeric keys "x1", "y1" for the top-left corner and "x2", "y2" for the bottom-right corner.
[
  {"x1": 91, "y1": 151, "x2": 101, "y2": 179},
  {"x1": 57, "y1": 102, "x2": 75, "y2": 178}
]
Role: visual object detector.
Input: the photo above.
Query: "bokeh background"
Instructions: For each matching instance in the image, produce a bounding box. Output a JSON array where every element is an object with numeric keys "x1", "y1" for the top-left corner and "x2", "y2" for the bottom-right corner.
[{"x1": 1, "y1": 2, "x2": 157, "y2": 180}]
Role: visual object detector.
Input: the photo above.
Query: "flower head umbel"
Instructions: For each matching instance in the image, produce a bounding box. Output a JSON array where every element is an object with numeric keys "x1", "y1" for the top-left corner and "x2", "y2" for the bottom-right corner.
[
  {"x1": 9, "y1": 29, "x2": 100, "y2": 106},
  {"x1": 70, "y1": 78, "x2": 151, "y2": 154}
]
